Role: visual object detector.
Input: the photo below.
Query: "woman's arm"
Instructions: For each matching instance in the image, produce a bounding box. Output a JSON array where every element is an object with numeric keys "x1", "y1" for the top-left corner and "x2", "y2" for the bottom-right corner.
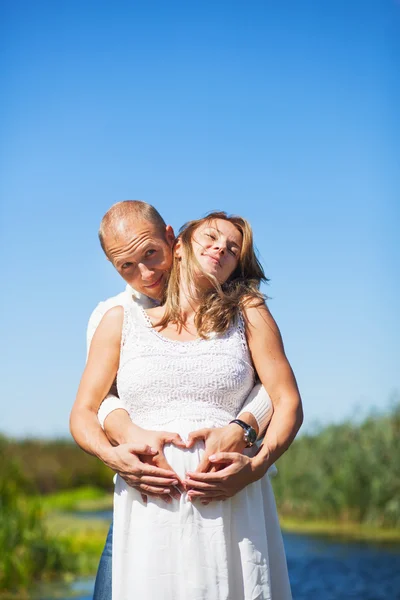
[
  {"x1": 244, "y1": 302, "x2": 303, "y2": 473},
  {"x1": 184, "y1": 302, "x2": 303, "y2": 501},
  {"x1": 71, "y1": 307, "x2": 182, "y2": 497},
  {"x1": 70, "y1": 306, "x2": 126, "y2": 460}
]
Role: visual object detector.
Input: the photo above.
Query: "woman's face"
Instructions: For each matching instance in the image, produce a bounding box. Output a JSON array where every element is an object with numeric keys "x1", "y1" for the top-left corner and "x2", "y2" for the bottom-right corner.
[{"x1": 191, "y1": 218, "x2": 243, "y2": 284}]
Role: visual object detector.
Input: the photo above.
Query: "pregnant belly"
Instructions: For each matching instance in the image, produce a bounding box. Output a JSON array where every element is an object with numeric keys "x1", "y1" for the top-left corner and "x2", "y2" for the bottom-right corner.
[{"x1": 162, "y1": 439, "x2": 207, "y2": 481}]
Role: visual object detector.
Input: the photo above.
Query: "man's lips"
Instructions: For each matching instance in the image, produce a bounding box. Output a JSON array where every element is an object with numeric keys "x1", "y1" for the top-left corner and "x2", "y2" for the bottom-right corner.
[{"x1": 144, "y1": 274, "x2": 164, "y2": 289}]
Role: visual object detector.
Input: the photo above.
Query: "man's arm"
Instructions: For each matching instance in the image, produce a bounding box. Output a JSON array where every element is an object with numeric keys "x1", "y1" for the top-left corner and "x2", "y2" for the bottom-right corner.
[{"x1": 237, "y1": 383, "x2": 273, "y2": 438}]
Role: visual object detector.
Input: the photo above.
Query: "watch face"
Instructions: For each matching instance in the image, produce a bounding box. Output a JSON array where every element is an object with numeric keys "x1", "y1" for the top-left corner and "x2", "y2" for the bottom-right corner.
[{"x1": 246, "y1": 427, "x2": 257, "y2": 445}]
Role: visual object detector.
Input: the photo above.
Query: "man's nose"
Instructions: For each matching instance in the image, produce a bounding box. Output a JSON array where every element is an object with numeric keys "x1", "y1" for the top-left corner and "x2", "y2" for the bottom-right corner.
[{"x1": 138, "y1": 263, "x2": 154, "y2": 280}]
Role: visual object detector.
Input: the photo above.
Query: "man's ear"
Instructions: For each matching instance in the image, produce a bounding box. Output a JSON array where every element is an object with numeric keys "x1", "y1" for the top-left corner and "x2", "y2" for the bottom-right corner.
[{"x1": 165, "y1": 224, "x2": 175, "y2": 248}]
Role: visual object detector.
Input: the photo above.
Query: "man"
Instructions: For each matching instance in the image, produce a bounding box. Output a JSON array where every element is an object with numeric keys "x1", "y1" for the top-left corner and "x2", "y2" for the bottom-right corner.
[{"x1": 70, "y1": 200, "x2": 302, "y2": 598}]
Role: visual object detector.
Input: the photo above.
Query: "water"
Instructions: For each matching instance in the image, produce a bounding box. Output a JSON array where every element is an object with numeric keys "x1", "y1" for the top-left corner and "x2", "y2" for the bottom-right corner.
[
  {"x1": 36, "y1": 520, "x2": 400, "y2": 600},
  {"x1": 285, "y1": 532, "x2": 400, "y2": 600}
]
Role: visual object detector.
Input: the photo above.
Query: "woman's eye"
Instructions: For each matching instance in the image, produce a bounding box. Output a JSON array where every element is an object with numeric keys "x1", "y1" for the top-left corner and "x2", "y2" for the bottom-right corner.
[
  {"x1": 205, "y1": 233, "x2": 216, "y2": 240},
  {"x1": 229, "y1": 248, "x2": 238, "y2": 256}
]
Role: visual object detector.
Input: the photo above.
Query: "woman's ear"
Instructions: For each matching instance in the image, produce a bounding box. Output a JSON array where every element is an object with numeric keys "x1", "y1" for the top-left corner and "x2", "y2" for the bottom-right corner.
[{"x1": 174, "y1": 237, "x2": 182, "y2": 259}]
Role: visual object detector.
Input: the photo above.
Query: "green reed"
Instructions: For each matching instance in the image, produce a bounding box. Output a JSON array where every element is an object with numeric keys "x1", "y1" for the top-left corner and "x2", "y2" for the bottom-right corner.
[{"x1": 272, "y1": 401, "x2": 400, "y2": 527}]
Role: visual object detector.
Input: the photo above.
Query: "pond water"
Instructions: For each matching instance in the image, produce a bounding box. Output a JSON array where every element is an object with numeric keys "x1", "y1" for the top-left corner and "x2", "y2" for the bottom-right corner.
[{"x1": 35, "y1": 514, "x2": 400, "y2": 600}]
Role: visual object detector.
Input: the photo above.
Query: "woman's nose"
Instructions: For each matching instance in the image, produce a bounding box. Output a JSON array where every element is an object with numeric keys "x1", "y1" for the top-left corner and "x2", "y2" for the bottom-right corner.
[{"x1": 213, "y1": 242, "x2": 226, "y2": 254}]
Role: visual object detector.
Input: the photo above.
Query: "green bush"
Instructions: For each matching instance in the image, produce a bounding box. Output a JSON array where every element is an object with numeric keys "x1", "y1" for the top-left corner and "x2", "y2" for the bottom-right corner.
[
  {"x1": 273, "y1": 402, "x2": 400, "y2": 527},
  {"x1": 1, "y1": 436, "x2": 113, "y2": 494},
  {"x1": 0, "y1": 439, "x2": 72, "y2": 591}
]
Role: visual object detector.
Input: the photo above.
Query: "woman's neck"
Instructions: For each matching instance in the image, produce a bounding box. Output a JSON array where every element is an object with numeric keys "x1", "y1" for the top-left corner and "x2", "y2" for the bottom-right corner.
[{"x1": 176, "y1": 281, "x2": 202, "y2": 324}]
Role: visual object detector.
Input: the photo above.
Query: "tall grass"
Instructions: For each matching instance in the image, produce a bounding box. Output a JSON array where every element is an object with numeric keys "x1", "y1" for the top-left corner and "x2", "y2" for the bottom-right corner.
[
  {"x1": 273, "y1": 402, "x2": 400, "y2": 527},
  {"x1": 0, "y1": 439, "x2": 71, "y2": 591}
]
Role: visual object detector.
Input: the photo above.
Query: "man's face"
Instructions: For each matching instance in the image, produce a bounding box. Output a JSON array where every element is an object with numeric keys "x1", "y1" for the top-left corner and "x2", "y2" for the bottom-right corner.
[{"x1": 105, "y1": 221, "x2": 175, "y2": 300}]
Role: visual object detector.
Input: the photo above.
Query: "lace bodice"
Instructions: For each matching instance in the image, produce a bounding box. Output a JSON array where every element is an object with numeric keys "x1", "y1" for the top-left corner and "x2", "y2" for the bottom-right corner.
[{"x1": 116, "y1": 305, "x2": 255, "y2": 430}]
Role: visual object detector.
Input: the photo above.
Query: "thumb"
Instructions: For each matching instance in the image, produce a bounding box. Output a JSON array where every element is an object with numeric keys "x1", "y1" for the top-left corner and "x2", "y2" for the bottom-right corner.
[
  {"x1": 208, "y1": 452, "x2": 236, "y2": 465},
  {"x1": 164, "y1": 432, "x2": 187, "y2": 448},
  {"x1": 186, "y1": 428, "x2": 209, "y2": 448},
  {"x1": 127, "y1": 444, "x2": 157, "y2": 456}
]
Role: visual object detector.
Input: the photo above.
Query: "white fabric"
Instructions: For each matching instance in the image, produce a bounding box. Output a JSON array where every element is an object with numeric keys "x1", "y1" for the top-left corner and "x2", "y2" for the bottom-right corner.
[
  {"x1": 112, "y1": 305, "x2": 291, "y2": 600},
  {"x1": 239, "y1": 382, "x2": 273, "y2": 438},
  {"x1": 86, "y1": 284, "x2": 156, "y2": 352},
  {"x1": 89, "y1": 286, "x2": 274, "y2": 434},
  {"x1": 87, "y1": 285, "x2": 157, "y2": 428}
]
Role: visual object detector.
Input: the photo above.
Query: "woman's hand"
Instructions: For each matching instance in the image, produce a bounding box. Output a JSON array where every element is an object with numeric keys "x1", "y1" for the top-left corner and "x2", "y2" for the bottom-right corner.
[
  {"x1": 104, "y1": 442, "x2": 181, "y2": 500},
  {"x1": 132, "y1": 429, "x2": 187, "y2": 502},
  {"x1": 183, "y1": 451, "x2": 270, "y2": 504},
  {"x1": 186, "y1": 424, "x2": 247, "y2": 473}
]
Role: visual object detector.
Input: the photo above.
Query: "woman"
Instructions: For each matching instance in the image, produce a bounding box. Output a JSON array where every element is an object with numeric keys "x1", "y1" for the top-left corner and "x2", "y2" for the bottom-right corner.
[{"x1": 76, "y1": 212, "x2": 301, "y2": 599}]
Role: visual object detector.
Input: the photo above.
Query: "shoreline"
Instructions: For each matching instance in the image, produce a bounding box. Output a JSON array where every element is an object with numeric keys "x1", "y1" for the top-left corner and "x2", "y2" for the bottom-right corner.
[
  {"x1": 43, "y1": 488, "x2": 400, "y2": 545},
  {"x1": 279, "y1": 517, "x2": 400, "y2": 543}
]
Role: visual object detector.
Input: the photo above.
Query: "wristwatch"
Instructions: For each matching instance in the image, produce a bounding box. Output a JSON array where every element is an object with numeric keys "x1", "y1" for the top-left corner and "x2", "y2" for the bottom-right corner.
[{"x1": 229, "y1": 419, "x2": 257, "y2": 447}]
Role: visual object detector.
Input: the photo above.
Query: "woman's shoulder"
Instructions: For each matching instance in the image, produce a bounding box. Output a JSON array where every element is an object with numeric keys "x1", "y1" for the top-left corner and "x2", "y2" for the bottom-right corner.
[
  {"x1": 97, "y1": 305, "x2": 125, "y2": 337},
  {"x1": 102, "y1": 304, "x2": 125, "y2": 322}
]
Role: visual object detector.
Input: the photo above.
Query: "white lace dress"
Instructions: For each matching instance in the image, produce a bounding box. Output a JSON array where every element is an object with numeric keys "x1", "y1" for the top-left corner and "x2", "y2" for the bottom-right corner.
[{"x1": 112, "y1": 305, "x2": 292, "y2": 600}]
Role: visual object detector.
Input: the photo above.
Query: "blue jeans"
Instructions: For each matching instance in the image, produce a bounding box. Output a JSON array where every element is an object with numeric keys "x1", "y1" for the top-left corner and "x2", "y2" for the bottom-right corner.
[{"x1": 93, "y1": 522, "x2": 113, "y2": 600}]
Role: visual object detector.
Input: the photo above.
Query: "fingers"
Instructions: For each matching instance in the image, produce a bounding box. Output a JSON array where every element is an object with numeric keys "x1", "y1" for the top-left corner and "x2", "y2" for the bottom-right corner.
[
  {"x1": 183, "y1": 478, "x2": 221, "y2": 492},
  {"x1": 128, "y1": 444, "x2": 158, "y2": 456},
  {"x1": 195, "y1": 450, "x2": 239, "y2": 474},
  {"x1": 208, "y1": 452, "x2": 238, "y2": 464},
  {"x1": 137, "y1": 484, "x2": 173, "y2": 495},
  {"x1": 152, "y1": 454, "x2": 182, "y2": 484},
  {"x1": 136, "y1": 462, "x2": 177, "y2": 479},
  {"x1": 162, "y1": 432, "x2": 187, "y2": 448},
  {"x1": 186, "y1": 428, "x2": 210, "y2": 448},
  {"x1": 139, "y1": 475, "x2": 179, "y2": 487},
  {"x1": 194, "y1": 453, "x2": 212, "y2": 473},
  {"x1": 185, "y1": 470, "x2": 227, "y2": 482},
  {"x1": 188, "y1": 489, "x2": 227, "y2": 499}
]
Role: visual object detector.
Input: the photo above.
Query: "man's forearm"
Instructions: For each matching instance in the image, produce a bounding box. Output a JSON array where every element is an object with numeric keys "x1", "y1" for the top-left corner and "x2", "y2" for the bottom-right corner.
[
  {"x1": 237, "y1": 383, "x2": 273, "y2": 438},
  {"x1": 103, "y1": 409, "x2": 143, "y2": 446},
  {"x1": 253, "y1": 400, "x2": 303, "y2": 470},
  {"x1": 69, "y1": 405, "x2": 115, "y2": 464}
]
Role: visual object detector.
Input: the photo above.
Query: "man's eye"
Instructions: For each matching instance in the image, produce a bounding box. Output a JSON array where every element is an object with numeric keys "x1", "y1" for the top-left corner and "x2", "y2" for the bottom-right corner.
[
  {"x1": 121, "y1": 262, "x2": 133, "y2": 270},
  {"x1": 144, "y1": 249, "x2": 157, "y2": 258}
]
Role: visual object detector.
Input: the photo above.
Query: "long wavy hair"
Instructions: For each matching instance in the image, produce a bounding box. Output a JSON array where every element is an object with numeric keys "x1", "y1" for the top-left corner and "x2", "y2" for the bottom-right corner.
[{"x1": 157, "y1": 211, "x2": 268, "y2": 338}]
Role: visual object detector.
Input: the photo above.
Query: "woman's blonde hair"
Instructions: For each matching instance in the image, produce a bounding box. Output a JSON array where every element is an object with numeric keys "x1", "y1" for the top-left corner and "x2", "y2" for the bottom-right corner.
[{"x1": 157, "y1": 211, "x2": 268, "y2": 337}]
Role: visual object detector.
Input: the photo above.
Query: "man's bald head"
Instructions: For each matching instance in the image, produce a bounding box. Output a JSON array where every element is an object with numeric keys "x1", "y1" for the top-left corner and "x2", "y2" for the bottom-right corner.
[
  {"x1": 98, "y1": 200, "x2": 174, "y2": 300},
  {"x1": 99, "y1": 200, "x2": 167, "y2": 258}
]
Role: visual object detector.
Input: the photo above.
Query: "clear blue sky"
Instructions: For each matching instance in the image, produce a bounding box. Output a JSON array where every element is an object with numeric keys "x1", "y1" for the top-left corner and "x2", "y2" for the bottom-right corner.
[{"x1": 1, "y1": 0, "x2": 399, "y2": 437}]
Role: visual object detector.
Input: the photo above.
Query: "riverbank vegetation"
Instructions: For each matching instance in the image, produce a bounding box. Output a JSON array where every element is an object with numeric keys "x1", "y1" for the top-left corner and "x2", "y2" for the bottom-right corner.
[
  {"x1": 273, "y1": 401, "x2": 400, "y2": 529},
  {"x1": 1, "y1": 403, "x2": 399, "y2": 594}
]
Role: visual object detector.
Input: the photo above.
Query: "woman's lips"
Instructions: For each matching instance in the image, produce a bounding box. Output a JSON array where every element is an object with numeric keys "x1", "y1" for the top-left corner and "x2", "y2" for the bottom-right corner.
[
  {"x1": 203, "y1": 253, "x2": 221, "y2": 266},
  {"x1": 144, "y1": 274, "x2": 163, "y2": 289}
]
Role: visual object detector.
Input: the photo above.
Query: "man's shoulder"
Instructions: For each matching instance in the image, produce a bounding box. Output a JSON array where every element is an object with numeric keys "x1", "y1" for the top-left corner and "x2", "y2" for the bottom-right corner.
[{"x1": 89, "y1": 289, "x2": 133, "y2": 322}]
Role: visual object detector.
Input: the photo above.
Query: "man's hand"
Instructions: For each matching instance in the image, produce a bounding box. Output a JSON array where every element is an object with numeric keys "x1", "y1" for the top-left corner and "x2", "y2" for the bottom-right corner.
[
  {"x1": 186, "y1": 424, "x2": 247, "y2": 474},
  {"x1": 183, "y1": 451, "x2": 270, "y2": 505},
  {"x1": 103, "y1": 441, "x2": 183, "y2": 502}
]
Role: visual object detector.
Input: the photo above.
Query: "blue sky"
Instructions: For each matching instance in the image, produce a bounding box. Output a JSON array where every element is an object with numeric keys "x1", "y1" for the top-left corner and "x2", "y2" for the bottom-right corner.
[{"x1": 1, "y1": 0, "x2": 399, "y2": 437}]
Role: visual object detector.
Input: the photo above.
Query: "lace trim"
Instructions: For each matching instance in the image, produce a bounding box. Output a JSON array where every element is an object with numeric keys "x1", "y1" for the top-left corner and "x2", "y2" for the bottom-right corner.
[
  {"x1": 136, "y1": 304, "x2": 249, "y2": 348},
  {"x1": 138, "y1": 304, "x2": 212, "y2": 346}
]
